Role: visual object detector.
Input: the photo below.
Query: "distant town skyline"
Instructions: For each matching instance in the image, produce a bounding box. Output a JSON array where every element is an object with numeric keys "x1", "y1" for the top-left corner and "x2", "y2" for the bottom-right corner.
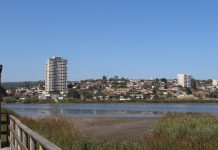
[{"x1": 1, "y1": 0, "x2": 218, "y2": 82}]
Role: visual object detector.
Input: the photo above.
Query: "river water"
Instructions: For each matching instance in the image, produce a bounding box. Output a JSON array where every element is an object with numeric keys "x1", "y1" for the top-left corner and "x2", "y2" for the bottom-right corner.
[{"x1": 2, "y1": 103, "x2": 218, "y2": 118}]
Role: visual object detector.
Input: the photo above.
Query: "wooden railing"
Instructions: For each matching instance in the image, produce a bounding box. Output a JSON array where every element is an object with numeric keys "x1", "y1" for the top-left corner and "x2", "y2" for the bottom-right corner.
[{"x1": 2, "y1": 114, "x2": 61, "y2": 150}]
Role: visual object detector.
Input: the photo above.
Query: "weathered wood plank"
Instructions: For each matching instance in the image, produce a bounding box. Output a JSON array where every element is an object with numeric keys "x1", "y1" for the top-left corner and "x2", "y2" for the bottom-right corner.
[
  {"x1": 22, "y1": 131, "x2": 28, "y2": 148},
  {"x1": 9, "y1": 126, "x2": 28, "y2": 150},
  {"x1": 9, "y1": 115, "x2": 61, "y2": 150},
  {"x1": 30, "y1": 137, "x2": 36, "y2": 150},
  {"x1": 0, "y1": 147, "x2": 11, "y2": 150}
]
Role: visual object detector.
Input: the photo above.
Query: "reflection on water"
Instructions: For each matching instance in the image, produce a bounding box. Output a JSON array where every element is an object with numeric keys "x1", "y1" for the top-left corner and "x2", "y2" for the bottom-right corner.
[{"x1": 3, "y1": 103, "x2": 218, "y2": 118}]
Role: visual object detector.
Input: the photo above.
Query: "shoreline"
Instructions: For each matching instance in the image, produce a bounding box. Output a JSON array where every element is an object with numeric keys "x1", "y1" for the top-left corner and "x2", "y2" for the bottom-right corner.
[{"x1": 3, "y1": 99, "x2": 218, "y2": 104}]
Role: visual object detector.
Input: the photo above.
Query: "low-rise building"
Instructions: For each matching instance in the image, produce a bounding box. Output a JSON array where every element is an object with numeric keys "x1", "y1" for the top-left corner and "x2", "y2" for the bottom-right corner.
[{"x1": 212, "y1": 80, "x2": 218, "y2": 87}]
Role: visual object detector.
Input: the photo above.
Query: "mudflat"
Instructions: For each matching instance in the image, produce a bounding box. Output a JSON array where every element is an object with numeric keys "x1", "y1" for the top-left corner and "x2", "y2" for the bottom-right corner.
[{"x1": 71, "y1": 117, "x2": 157, "y2": 140}]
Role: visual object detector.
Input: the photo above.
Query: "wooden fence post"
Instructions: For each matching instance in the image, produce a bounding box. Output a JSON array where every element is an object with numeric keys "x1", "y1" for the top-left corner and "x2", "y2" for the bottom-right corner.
[
  {"x1": 15, "y1": 124, "x2": 18, "y2": 149},
  {"x1": 30, "y1": 137, "x2": 36, "y2": 150},
  {"x1": 17, "y1": 125, "x2": 21, "y2": 150},
  {"x1": 22, "y1": 130, "x2": 28, "y2": 148}
]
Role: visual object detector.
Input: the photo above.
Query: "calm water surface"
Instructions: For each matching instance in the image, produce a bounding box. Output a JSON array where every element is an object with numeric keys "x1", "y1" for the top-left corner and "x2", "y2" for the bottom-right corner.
[{"x1": 2, "y1": 103, "x2": 218, "y2": 118}]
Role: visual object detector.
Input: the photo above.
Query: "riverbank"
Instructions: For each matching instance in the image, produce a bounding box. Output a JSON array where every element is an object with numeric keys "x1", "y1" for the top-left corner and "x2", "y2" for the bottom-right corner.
[
  {"x1": 3, "y1": 98, "x2": 218, "y2": 104},
  {"x1": 2, "y1": 108, "x2": 218, "y2": 150},
  {"x1": 17, "y1": 113, "x2": 218, "y2": 150},
  {"x1": 63, "y1": 99, "x2": 218, "y2": 104}
]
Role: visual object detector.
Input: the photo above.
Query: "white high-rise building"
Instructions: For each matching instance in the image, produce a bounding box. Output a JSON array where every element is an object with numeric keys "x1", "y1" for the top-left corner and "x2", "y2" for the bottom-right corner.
[
  {"x1": 45, "y1": 57, "x2": 68, "y2": 93},
  {"x1": 177, "y1": 74, "x2": 192, "y2": 88}
]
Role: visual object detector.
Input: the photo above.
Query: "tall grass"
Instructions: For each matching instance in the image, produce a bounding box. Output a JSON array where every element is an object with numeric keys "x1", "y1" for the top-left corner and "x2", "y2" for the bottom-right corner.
[
  {"x1": 4, "y1": 110, "x2": 218, "y2": 150},
  {"x1": 145, "y1": 113, "x2": 218, "y2": 150},
  {"x1": 20, "y1": 116, "x2": 148, "y2": 150},
  {"x1": 20, "y1": 117, "x2": 92, "y2": 150}
]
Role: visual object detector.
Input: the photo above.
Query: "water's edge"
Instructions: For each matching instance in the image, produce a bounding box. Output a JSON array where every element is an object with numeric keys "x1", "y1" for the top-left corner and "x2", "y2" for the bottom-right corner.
[{"x1": 3, "y1": 103, "x2": 218, "y2": 118}]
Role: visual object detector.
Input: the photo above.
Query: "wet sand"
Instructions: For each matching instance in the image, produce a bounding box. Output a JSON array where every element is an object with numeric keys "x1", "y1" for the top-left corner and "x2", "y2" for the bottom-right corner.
[{"x1": 71, "y1": 117, "x2": 157, "y2": 140}]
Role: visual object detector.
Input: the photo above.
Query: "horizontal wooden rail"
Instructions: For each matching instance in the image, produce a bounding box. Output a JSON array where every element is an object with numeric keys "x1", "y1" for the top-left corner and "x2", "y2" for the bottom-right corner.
[{"x1": 9, "y1": 115, "x2": 62, "y2": 150}]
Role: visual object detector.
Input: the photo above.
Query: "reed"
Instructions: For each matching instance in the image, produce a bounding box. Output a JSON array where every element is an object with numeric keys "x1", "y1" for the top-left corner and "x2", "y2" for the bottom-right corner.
[
  {"x1": 4, "y1": 109, "x2": 218, "y2": 150},
  {"x1": 146, "y1": 113, "x2": 218, "y2": 150}
]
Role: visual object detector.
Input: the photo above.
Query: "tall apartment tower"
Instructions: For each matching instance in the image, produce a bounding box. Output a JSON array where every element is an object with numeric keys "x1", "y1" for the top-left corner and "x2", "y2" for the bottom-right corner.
[
  {"x1": 45, "y1": 57, "x2": 68, "y2": 93},
  {"x1": 177, "y1": 74, "x2": 192, "y2": 88}
]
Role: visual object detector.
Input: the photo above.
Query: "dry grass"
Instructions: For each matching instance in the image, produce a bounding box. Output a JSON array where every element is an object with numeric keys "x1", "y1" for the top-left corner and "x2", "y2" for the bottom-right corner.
[
  {"x1": 20, "y1": 117, "x2": 90, "y2": 150},
  {"x1": 21, "y1": 113, "x2": 218, "y2": 150},
  {"x1": 3, "y1": 108, "x2": 218, "y2": 150},
  {"x1": 145, "y1": 113, "x2": 218, "y2": 150}
]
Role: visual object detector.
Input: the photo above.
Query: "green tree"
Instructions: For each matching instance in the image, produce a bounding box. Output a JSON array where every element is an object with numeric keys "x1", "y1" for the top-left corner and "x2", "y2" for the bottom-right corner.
[
  {"x1": 185, "y1": 87, "x2": 192, "y2": 95},
  {"x1": 67, "y1": 84, "x2": 73, "y2": 89},
  {"x1": 80, "y1": 90, "x2": 92, "y2": 100},
  {"x1": 160, "y1": 78, "x2": 167, "y2": 84},
  {"x1": 67, "y1": 89, "x2": 80, "y2": 99},
  {"x1": 191, "y1": 79, "x2": 197, "y2": 89},
  {"x1": 102, "y1": 76, "x2": 107, "y2": 85},
  {"x1": 209, "y1": 90, "x2": 218, "y2": 98}
]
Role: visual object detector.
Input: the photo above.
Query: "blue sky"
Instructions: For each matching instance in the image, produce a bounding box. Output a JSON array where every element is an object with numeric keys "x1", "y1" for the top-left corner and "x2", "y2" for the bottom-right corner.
[{"x1": 0, "y1": 0, "x2": 218, "y2": 82}]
